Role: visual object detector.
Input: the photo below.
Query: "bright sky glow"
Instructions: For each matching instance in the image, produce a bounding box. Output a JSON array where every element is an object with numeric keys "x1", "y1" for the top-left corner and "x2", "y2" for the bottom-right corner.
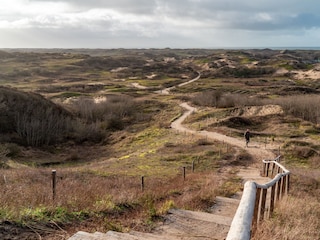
[{"x1": 0, "y1": 0, "x2": 320, "y2": 48}]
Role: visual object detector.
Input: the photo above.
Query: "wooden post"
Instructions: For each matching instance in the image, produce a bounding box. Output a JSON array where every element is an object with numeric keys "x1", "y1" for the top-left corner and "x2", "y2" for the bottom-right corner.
[
  {"x1": 276, "y1": 179, "x2": 282, "y2": 201},
  {"x1": 278, "y1": 146, "x2": 280, "y2": 156},
  {"x1": 266, "y1": 162, "x2": 270, "y2": 177},
  {"x1": 262, "y1": 163, "x2": 266, "y2": 177},
  {"x1": 253, "y1": 188, "x2": 261, "y2": 228},
  {"x1": 260, "y1": 188, "x2": 267, "y2": 221},
  {"x1": 271, "y1": 162, "x2": 275, "y2": 177},
  {"x1": 52, "y1": 170, "x2": 56, "y2": 201},
  {"x1": 141, "y1": 176, "x2": 144, "y2": 191},
  {"x1": 183, "y1": 167, "x2": 186, "y2": 180},
  {"x1": 279, "y1": 177, "x2": 284, "y2": 200},
  {"x1": 282, "y1": 175, "x2": 287, "y2": 196},
  {"x1": 270, "y1": 185, "x2": 276, "y2": 217}
]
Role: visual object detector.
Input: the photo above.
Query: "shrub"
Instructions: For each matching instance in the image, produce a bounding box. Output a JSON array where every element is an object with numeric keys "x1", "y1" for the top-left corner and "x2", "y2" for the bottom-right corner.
[
  {"x1": 192, "y1": 91, "x2": 263, "y2": 108},
  {"x1": 72, "y1": 120, "x2": 106, "y2": 144},
  {"x1": 69, "y1": 94, "x2": 137, "y2": 130},
  {"x1": 192, "y1": 90, "x2": 222, "y2": 107},
  {"x1": 271, "y1": 94, "x2": 320, "y2": 124},
  {"x1": 0, "y1": 87, "x2": 72, "y2": 147}
]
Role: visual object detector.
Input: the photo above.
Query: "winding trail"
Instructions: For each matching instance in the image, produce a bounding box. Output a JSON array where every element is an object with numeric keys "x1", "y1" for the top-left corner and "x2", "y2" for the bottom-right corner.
[
  {"x1": 157, "y1": 71, "x2": 275, "y2": 161},
  {"x1": 171, "y1": 103, "x2": 276, "y2": 162},
  {"x1": 157, "y1": 72, "x2": 201, "y2": 94}
]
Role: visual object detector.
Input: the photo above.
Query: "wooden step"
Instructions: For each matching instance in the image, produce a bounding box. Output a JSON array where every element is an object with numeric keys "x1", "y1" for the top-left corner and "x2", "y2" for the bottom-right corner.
[
  {"x1": 210, "y1": 196, "x2": 240, "y2": 217},
  {"x1": 237, "y1": 167, "x2": 270, "y2": 184},
  {"x1": 129, "y1": 230, "x2": 180, "y2": 240},
  {"x1": 168, "y1": 208, "x2": 233, "y2": 226},
  {"x1": 152, "y1": 208, "x2": 232, "y2": 240}
]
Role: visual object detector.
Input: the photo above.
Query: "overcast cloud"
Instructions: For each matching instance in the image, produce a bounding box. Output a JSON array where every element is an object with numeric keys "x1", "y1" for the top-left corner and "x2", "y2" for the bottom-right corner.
[{"x1": 1, "y1": 0, "x2": 320, "y2": 48}]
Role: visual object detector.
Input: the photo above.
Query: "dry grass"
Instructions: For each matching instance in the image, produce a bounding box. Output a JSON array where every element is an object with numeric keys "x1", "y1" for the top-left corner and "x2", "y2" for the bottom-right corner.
[
  {"x1": 253, "y1": 194, "x2": 320, "y2": 240},
  {"x1": 253, "y1": 167, "x2": 320, "y2": 239},
  {"x1": 0, "y1": 166, "x2": 239, "y2": 235}
]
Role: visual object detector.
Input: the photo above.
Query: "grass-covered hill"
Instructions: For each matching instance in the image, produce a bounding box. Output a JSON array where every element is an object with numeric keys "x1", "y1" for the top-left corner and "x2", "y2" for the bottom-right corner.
[{"x1": 0, "y1": 48, "x2": 319, "y2": 239}]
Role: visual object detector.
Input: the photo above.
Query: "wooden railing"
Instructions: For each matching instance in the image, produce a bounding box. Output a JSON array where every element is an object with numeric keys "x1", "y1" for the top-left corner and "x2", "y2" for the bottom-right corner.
[{"x1": 226, "y1": 155, "x2": 290, "y2": 240}]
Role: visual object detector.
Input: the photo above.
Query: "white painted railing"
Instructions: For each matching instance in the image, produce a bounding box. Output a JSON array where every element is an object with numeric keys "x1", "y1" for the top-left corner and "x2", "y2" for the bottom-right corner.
[{"x1": 226, "y1": 155, "x2": 290, "y2": 240}]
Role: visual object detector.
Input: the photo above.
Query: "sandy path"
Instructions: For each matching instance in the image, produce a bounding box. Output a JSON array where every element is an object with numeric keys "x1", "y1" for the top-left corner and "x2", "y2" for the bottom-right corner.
[
  {"x1": 171, "y1": 103, "x2": 276, "y2": 162},
  {"x1": 157, "y1": 72, "x2": 201, "y2": 94}
]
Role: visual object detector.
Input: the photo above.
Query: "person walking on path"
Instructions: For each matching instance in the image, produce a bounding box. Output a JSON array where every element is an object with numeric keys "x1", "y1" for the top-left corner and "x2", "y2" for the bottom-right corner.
[{"x1": 244, "y1": 129, "x2": 250, "y2": 147}]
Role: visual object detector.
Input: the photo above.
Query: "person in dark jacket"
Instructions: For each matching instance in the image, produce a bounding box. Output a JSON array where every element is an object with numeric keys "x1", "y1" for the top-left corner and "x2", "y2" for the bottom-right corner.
[{"x1": 244, "y1": 129, "x2": 250, "y2": 147}]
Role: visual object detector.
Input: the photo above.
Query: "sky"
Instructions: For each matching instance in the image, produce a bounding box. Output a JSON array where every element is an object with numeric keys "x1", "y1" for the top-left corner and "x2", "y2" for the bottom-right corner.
[{"x1": 1, "y1": 0, "x2": 320, "y2": 49}]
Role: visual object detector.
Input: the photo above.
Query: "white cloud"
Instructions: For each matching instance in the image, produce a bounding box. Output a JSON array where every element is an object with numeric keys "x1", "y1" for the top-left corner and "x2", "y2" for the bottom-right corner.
[{"x1": 1, "y1": 0, "x2": 320, "y2": 48}]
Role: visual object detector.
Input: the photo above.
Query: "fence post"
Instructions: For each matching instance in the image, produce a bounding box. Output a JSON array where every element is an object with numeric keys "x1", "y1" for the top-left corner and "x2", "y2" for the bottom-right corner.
[
  {"x1": 192, "y1": 160, "x2": 195, "y2": 172},
  {"x1": 262, "y1": 163, "x2": 266, "y2": 177},
  {"x1": 266, "y1": 162, "x2": 270, "y2": 177},
  {"x1": 183, "y1": 167, "x2": 186, "y2": 180},
  {"x1": 276, "y1": 179, "x2": 282, "y2": 201},
  {"x1": 271, "y1": 163, "x2": 276, "y2": 177},
  {"x1": 52, "y1": 170, "x2": 56, "y2": 201},
  {"x1": 279, "y1": 177, "x2": 284, "y2": 199},
  {"x1": 282, "y1": 175, "x2": 287, "y2": 196},
  {"x1": 252, "y1": 188, "x2": 261, "y2": 231},
  {"x1": 141, "y1": 176, "x2": 145, "y2": 191},
  {"x1": 260, "y1": 188, "x2": 267, "y2": 221},
  {"x1": 270, "y1": 185, "x2": 276, "y2": 217}
]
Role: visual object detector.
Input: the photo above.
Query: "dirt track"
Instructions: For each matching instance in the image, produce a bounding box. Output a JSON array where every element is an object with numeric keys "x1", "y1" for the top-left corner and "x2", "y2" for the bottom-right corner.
[{"x1": 171, "y1": 102, "x2": 277, "y2": 162}]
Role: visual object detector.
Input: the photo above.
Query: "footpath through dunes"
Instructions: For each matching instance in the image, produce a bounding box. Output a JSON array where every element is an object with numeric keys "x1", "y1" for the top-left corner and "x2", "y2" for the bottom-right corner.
[
  {"x1": 68, "y1": 73, "x2": 274, "y2": 240},
  {"x1": 172, "y1": 103, "x2": 276, "y2": 161}
]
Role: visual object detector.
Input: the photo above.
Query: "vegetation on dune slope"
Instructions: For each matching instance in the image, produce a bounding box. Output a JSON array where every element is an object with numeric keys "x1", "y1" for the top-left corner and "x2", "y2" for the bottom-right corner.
[{"x1": 0, "y1": 48, "x2": 319, "y2": 239}]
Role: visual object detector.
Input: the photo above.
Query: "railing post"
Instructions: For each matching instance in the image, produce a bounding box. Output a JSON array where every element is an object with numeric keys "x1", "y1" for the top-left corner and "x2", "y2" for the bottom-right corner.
[
  {"x1": 252, "y1": 188, "x2": 261, "y2": 231},
  {"x1": 276, "y1": 178, "x2": 282, "y2": 201},
  {"x1": 260, "y1": 188, "x2": 267, "y2": 221},
  {"x1": 262, "y1": 163, "x2": 266, "y2": 177},
  {"x1": 282, "y1": 175, "x2": 287, "y2": 196},
  {"x1": 266, "y1": 162, "x2": 270, "y2": 177},
  {"x1": 270, "y1": 184, "x2": 276, "y2": 217},
  {"x1": 271, "y1": 163, "x2": 275, "y2": 177},
  {"x1": 279, "y1": 177, "x2": 283, "y2": 200}
]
